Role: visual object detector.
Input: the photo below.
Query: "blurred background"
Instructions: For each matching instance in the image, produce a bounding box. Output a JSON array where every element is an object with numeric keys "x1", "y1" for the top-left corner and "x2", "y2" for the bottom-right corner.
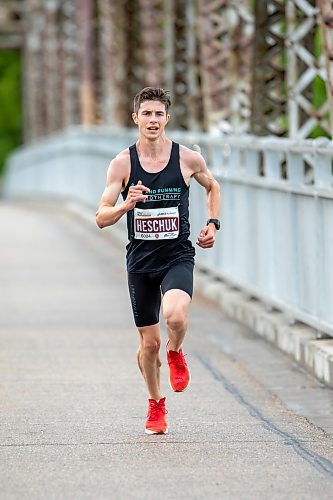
[
  {"x1": 1, "y1": 0, "x2": 333, "y2": 367},
  {"x1": 1, "y1": 0, "x2": 333, "y2": 176}
]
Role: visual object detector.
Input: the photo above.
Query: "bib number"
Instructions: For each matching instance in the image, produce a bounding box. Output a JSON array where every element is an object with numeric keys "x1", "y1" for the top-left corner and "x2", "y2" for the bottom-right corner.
[{"x1": 134, "y1": 207, "x2": 179, "y2": 240}]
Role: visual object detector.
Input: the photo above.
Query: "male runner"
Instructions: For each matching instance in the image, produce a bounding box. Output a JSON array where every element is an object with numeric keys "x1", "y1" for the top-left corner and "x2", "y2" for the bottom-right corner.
[{"x1": 96, "y1": 87, "x2": 220, "y2": 434}]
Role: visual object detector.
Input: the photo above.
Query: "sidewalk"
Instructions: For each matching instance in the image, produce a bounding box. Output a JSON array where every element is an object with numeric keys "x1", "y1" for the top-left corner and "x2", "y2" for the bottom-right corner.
[{"x1": 1, "y1": 201, "x2": 333, "y2": 500}]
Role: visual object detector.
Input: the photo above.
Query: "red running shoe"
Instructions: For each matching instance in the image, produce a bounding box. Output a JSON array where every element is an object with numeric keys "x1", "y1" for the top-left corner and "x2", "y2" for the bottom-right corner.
[
  {"x1": 145, "y1": 397, "x2": 168, "y2": 435},
  {"x1": 166, "y1": 340, "x2": 191, "y2": 392}
]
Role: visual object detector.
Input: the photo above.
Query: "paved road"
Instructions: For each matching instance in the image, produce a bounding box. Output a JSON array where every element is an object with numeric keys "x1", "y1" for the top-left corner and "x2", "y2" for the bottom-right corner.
[{"x1": 1, "y1": 201, "x2": 333, "y2": 500}]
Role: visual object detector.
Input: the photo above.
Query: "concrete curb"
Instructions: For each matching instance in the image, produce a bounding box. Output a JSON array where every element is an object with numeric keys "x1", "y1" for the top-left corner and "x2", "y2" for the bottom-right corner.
[{"x1": 194, "y1": 270, "x2": 333, "y2": 389}]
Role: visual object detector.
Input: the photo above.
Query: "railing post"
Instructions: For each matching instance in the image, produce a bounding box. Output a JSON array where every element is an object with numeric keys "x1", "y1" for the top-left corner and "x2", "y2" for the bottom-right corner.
[
  {"x1": 287, "y1": 150, "x2": 304, "y2": 185},
  {"x1": 314, "y1": 138, "x2": 333, "y2": 187}
]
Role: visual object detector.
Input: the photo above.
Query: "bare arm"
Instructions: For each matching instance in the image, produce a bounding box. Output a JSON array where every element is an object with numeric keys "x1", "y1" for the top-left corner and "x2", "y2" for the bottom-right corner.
[
  {"x1": 96, "y1": 153, "x2": 150, "y2": 229},
  {"x1": 185, "y1": 149, "x2": 221, "y2": 248}
]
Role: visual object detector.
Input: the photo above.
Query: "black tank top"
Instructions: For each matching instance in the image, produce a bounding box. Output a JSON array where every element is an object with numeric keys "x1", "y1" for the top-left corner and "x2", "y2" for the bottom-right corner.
[{"x1": 122, "y1": 141, "x2": 195, "y2": 273}]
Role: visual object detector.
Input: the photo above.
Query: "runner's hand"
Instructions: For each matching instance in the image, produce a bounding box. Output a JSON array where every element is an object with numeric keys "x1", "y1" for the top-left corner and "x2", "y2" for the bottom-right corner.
[
  {"x1": 196, "y1": 225, "x2": 216, "y2": 248},
  {"x1": 125, "y1": 180, "x2": 150, "y2": 210}
]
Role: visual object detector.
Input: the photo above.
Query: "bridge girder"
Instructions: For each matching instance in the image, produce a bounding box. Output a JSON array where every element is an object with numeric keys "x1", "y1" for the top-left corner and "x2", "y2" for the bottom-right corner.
[{"x1": 7, "y1": 0, "x2": 333, "y2": 141}]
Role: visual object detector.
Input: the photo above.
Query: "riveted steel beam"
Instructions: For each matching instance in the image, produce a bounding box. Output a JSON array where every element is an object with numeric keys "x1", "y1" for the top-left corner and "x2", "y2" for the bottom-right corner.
[
  {"x1": 197, "y1": 0, "x2": 232, "y2": 130},
  {"x1": 317, "y1": 0, "x2": 333, "y2": 137},
  {"x1": 75, "y1": 0, "x2": 95, "y2": 125},
  {"x1": 43, "y1": 0, "x2": 62, "y2": 134},
  {"x1": 97, "y1": 0, "x2": 128, "y2": 126},
  {"x1": 286, "y1": 0, "x2": 331, "y2": 138},
  {"x1": 171, "y1": 0, "x2": 204, "y2": 131},
  {"x1": 0, "y1": 0, "x2": 26, "y2": 49},
  {"x1": 198, "y1": 0, "x2": 253, "y2": 133},
  {"x1": 60, "y1": 0, "x2": 80, "y2": 129},
  {"x1": 138, "y1": 0, "x2": 202, "y2": 130},
  {"x1": 251, "y1": 0, "x2": 287, "y2": 136},
  {"x1": 24, "y1": 0, "x2": 47, "y2": 141},
  {"x1": 138, "y1": 0, "x2": 166, "y2": 88},
  {"x1": 20, "y1": 0, "x2": 333, "y2": 140}
]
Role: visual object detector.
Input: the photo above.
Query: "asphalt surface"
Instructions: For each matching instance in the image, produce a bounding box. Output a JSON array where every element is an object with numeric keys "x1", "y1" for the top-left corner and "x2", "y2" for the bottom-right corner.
[{"x1": 1, "y1": 201, "x2": 333, "y2": 500}]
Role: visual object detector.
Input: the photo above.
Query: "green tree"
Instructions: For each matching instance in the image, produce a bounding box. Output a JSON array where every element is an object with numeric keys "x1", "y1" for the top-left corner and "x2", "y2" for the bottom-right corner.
[{"x1": 0, "y1": 50, "x2": 22, "y2": 177}]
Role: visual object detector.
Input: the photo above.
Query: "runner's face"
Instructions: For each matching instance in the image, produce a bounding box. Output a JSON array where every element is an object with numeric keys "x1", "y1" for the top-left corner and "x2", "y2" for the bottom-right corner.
[{"x1": 132, "y1": 100, "x2": 170, "y2": 139}]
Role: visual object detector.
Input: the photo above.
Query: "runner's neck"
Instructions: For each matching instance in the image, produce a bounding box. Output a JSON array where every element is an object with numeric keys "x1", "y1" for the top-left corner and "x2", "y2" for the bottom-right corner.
[{"x1": 136, "y1": 136, "x2": 172, "y2": 161}]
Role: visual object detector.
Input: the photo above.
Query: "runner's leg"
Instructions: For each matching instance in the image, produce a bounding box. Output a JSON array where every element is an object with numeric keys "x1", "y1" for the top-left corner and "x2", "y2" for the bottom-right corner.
[
  {"x1": 137, "y1": 324, "x2": 162, "y2": 400},
  {"x1": 162, "y1": 289, "x2": 191, "y2": 351},
  {"x1": 128, "y1": 272, "x2": 163, "y2": 399},
  {"x1": 162, "y1": 286, "x2": 192, "y2": 392},
  {"x1": 161, "y1": 261, "x2": 193, "y2": 351}
]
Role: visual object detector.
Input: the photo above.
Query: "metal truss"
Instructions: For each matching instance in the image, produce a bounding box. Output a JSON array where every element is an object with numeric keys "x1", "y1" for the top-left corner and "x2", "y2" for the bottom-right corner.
[
  {"x1": 24, "y1": 0, "x2": 47, "y2": 141},
  {"x1": 168, "y1": 0, "x2": 203, "y2": 130},
  {"x1": 251, "y1": 0, "x2": 286, "y2": 137},
  {"x1": 43, "y1": 0, "x2": 63, "y2": 133},
  {"x1": 197, "y1": 0, "x2": 253, "y2": 133},
  {"x1": 137, "y1": 0, "x2": 203, "y2": 130},
  {"x1": 18, "y1": 0, "x2": 333, "y2": 140},
  {"x1": 229, "y1": 0, "x2": 254, "y2": 134},
  {"x1": 75, "y1": 0, "x2": 95, "y2": 125},
  {"x1": 138, "y1": 0, "x2": 166, "y2": 88},
  {"x1": 197, "y1": 0, "x2": 233, "y2": 130},
  {"x1": 287, "y1": 0, "x2": 331, "y2": 138},
  {"x1": 169, "y1": 0, "x2": 189, "y2": 130},
  {"x1": 317, "y1": 0, "x2": 333, "y2": 137},
  {"x1": 60, "y1": 0, "x2": 80, "y2": 129},
  {"x1": 0, "y1": 0, "x2": 25, "y2": 49},
  {"x1": 97, "y1": 0, "x2": 128, "y2": 126},
  {"x1": 24, "y1": 0, "x2": 81, "y2": 140}
]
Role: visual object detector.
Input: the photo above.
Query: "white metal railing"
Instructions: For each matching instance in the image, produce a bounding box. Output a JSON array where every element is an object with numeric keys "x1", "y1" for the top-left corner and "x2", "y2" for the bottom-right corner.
[
  {"x1": 4, "y1": 126, "x2": 333, "y2": 336},
  {"x1": 188, "y1": 134, "x2": 333, "y2": 337}
]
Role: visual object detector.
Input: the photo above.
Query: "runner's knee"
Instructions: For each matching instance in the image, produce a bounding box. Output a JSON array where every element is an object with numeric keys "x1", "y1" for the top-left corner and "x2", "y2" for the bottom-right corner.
[
  {"x1": 164, "y1": 309, "x2": 187, "y2": 333},
  {"x1": 141, "y1": 337, "x2": 161, "y2": 356}
]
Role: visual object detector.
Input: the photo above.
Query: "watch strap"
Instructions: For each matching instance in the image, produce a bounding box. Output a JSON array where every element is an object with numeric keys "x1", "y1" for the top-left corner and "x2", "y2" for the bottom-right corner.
[{"x1": 207, "y1": 218, "x2": 220, "y2": 230}]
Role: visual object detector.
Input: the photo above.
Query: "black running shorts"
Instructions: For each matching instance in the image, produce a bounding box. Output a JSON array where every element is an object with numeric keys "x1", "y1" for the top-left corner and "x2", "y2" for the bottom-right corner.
[{"x1": 127, "y1": 260, "x2": 194, "y2": 327}]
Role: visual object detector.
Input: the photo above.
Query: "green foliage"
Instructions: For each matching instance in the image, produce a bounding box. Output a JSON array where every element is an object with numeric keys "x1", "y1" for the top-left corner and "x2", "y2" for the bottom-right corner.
[
  {"x1": 312, "y1": 75, "x2": 327, "y2": 109},
  {"x1": 311, "y1": 27, "x2": 330, "y2": 138},
  {"x1": 314, "y1": 24, "x2": 323, "y2": 59},
  {"x1": 0, "y1": 50, "x2": 22, "y2": 177},
  {"x1": 310, "y1": 125, "x2": 330, "y2": 139}
]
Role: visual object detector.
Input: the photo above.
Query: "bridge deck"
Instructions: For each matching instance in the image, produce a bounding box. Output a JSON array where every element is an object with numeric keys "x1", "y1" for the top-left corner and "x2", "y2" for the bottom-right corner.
[{"x1": 1, "y1": 202, "x2": 333, "y2": 499}]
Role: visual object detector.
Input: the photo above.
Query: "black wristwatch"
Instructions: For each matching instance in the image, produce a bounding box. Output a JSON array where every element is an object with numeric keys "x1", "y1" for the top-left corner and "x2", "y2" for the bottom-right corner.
[{"x1": 207, "y1": 218, "x2": 221, "y2": 230}]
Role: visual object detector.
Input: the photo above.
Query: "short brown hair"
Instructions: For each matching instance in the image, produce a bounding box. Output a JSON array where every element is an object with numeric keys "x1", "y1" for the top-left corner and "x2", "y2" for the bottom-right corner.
[{"x1": 133, "y1": 87, "x2": 171, "y2": 114}]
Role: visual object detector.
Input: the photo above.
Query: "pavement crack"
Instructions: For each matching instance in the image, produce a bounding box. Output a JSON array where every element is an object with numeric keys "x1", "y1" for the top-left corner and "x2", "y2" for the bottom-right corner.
[{"x1": 195, "y1": 352, "x2": 333, "y2": 480}]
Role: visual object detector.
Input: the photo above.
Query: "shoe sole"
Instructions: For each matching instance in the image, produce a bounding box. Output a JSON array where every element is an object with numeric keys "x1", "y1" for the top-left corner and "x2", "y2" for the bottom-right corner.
[
  {"x1": 169, "y1": 371, "x2": 191, "y2": 392},
  {"x1": 145, "y1": 428, "x2": 168, "y2": 435}
]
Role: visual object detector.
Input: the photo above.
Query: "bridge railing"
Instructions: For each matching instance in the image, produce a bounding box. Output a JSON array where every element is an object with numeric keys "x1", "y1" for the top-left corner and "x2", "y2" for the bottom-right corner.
[
  {"x1": 4, "y1": 127, "x2": 333, "y2": 337},
  {"x1": 189, "y1": 134, "x2": 333, "y2": 337}
]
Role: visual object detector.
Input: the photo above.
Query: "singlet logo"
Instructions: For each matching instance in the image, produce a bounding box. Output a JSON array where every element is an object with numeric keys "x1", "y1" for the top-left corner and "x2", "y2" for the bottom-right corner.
[{"x1": 145, "y1": 187, "x2": 181, "y2": 203}]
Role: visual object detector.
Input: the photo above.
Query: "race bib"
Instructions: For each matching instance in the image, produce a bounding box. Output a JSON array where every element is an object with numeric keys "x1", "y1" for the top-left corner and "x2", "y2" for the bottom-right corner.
[{"x1": 134, "y1": 206, "x2": 179, "y2": 240}]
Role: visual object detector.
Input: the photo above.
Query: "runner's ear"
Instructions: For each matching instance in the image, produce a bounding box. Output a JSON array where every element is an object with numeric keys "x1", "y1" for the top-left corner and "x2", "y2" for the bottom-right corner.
[{"x1": 132, "y1": 113, "x2": 138, "y2": 125}]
